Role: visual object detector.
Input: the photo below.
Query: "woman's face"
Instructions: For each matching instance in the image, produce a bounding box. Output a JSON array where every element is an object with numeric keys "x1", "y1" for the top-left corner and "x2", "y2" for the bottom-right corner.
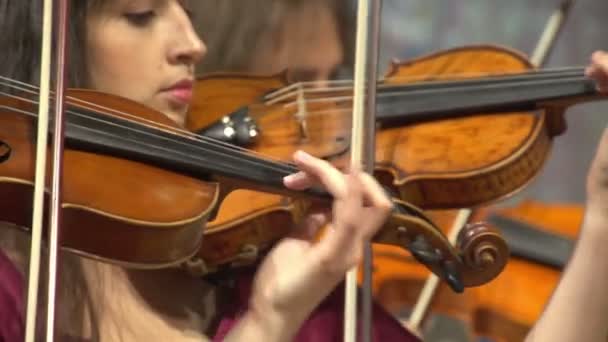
[
  {"x1": 85, "y1": 0, "x2": 206, "y2": 126},
  {"x1": 250, "y1": 2, "x2": 344, "y2": 85}
]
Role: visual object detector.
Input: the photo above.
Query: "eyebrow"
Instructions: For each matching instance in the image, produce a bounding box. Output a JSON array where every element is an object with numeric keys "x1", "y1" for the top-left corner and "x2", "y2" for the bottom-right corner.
[{"x1": 123, "y1": 0, "x2": 163, "y2": 7}]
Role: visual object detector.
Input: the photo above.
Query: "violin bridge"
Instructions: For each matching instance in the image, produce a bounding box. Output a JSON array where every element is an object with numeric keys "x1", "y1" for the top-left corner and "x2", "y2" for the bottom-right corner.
[
  {"x1": 295, "y1": 85, "x2": 309, "y2": 142},
  {"x1": 0, "y1": 141, "x2": 11, "y2": 163}
]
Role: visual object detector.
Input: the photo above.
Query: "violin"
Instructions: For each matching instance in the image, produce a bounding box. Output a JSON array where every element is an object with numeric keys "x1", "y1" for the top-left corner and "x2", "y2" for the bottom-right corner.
[
  {"x1": 370, "y1": 200, "x2": 582, "y2": 342},
  {"x1": 0, "y1": 87, "x2": 507, "y2": 290},
  {"x1": 187, "y1": 44, "x2": 600, "y2": 274}
]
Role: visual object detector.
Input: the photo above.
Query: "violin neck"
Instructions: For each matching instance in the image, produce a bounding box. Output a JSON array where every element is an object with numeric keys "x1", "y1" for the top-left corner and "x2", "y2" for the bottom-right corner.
[
  {"x1": 375, "y1": 70, "x2": 599, "y2": 127},
  {"x1": 62, "y1": 107, "x2": 329, "y2": 201}
]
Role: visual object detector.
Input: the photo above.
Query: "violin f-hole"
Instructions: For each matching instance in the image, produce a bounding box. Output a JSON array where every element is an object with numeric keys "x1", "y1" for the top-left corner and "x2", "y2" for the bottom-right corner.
[{"x1": 0, "y1": 141, "x2": 11, "y2": 163}]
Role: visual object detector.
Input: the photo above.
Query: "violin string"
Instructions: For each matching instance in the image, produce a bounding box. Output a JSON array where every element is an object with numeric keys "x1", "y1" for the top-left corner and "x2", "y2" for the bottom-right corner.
[
  {"x1": 266, "y1": 75, "x2": 594, "y2": 123},
  {"x1": 0, "y1": 78, "x2": 303, "y2": 169},
  {"x1": 264, "y1": 65, "x2": 586, "y2": 103},
  {"x1": 0, "y1": 76, "x2": 208, "y2": 138},
  {"x1": 0, "y1": 85, "x2": 304, "y2": 174},
  {"x1": 277, "y1": 74, "x2": 594, "y2": 117},
  {"x1": 276, "y1": 68, "x2": 589, "y2": 109},
  {"x1": 3, "y1": 66, "x2": 586, "y2": 130},
  {"x1": 251, "y1": 67, "x2": 589, "y2": 123},
  {"x1": 0, "y1": 65, "x2": 586, "y2": 104},
  {"x1": 68, "y1": 111, "x2": 302, "y2": 176},
  {"x1": 0, "y1": 75, "x2": 39, "y2": 89},
  {"x1": 265, "y1": 66, "x2": 587, "y2": 106},
  {"x1": 0, "y1": 76, "x2": 305, "y2": 169},
  {"x1": 0, "y1": 70, "x2": 593, "y2": 142},
  {"x1": 0, "y1": 74, "x2": 300, "y2": 141},
  {"x1": 303, "y1": 67, "x2": 586, "y2": 99},
  {"x1": 0, "y1": 91, "x2": 302, "y2": 178},
  {"x1": 263, "y1": 74, "x2": 595, "y2": 131},
  {"x1": 0, "y1": 68, "x2": 593, "y2": 171}
]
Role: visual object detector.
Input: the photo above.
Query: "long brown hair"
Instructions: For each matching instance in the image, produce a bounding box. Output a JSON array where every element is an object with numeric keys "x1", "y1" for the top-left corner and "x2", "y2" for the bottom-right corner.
[{"x1": 0, "y1": 0, "x2": 104, "y2": 90}]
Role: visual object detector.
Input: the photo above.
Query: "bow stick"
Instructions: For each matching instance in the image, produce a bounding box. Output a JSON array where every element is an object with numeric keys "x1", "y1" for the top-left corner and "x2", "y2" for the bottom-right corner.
[
  {"x1": 24, "y1": 0, "x2": 71, "y2": 341},
  {"x1": 344, "y1": 0, "x2": 383, "y2": 341}
]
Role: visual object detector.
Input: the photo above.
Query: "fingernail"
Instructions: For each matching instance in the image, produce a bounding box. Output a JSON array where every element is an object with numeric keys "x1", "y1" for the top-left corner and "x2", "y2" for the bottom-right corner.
[
  {"x1": 295, "y1": 150, "x2": 312, "y2": 161},
  {"x1": 284, "y1": 172, "x2": 304, "y2": 183}
]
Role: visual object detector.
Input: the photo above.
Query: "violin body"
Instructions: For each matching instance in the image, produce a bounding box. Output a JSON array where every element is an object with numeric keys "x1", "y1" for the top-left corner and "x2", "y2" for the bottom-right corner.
[
  {"x1": 0, "y1": 90, "x2": 507, "y2": 289},
  {"x1": 196, "y1": 191, "x2": 300, "y2": 268},
  {"x1": 188, "y1": 45, "x2": 572, "y2": 273},
  {"x1": 372, "y1": 201, "x2": 583, "y2": 341},
  {"x1": 372, "y1": 46, "x2": 564, "y2": 208},
  {"x1": 0, "y1": 90, "x2": 217, "y2": 267}
]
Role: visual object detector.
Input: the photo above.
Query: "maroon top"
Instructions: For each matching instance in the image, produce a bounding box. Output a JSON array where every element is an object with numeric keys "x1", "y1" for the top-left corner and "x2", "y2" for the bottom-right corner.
[
  {"x1": 0, "y1": 249, "x2": 24, "y2": 342},
  {"x1": 0, "y1": 250, "x2": 419, "y2": 341},
  {"x1": 213, "y1": 272, "x2": 420, "y2": 342}
]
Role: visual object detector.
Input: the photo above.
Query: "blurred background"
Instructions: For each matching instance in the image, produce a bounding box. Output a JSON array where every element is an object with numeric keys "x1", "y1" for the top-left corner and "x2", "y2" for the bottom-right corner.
[{"x1": 190, "y1": 1, "x2": 608, "y2": 340}]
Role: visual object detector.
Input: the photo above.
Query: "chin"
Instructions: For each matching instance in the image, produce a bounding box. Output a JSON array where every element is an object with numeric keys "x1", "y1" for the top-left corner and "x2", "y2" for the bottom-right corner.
[{"x1": 165, "y1": 109, "x2": 187, "y2": 127}]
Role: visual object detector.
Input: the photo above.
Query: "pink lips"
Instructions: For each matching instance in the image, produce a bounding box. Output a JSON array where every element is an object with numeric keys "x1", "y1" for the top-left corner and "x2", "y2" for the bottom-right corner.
[{"x1": 163, "y1": 79, "x2": 194, "y2": 105}]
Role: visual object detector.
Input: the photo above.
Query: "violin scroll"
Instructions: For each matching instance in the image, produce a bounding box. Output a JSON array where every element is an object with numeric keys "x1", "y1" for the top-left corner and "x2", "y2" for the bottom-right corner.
[
  {"x1": 457, "y1": 221, "x2": 509, "y2": 284},
  {"x1": 373, "y1": 200, "x2": 509, "y2": 292}
]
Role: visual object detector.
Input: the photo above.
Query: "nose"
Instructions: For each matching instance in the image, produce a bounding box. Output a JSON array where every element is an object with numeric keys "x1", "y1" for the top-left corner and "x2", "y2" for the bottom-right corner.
[{"x1": 168, "y1": 7, "x2": 207, "y2": 67}]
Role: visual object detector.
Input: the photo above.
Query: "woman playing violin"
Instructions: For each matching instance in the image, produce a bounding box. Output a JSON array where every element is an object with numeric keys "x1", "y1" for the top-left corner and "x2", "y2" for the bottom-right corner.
[
  {"x1": 2, "y1": 1, "x2": 608, "y2": 342},
  {"x1": 0, "y1": 0, "x2": 394, "y2": 341}
]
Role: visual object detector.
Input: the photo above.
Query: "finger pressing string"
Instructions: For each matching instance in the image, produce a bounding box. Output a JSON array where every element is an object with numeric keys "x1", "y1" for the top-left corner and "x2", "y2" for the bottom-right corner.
[
  {"x1": 286, "y1": 150, "x2": 349, "y2": 198},
  {"x1": 283, "y1": 171, "x2": 313, "y2": 191}
]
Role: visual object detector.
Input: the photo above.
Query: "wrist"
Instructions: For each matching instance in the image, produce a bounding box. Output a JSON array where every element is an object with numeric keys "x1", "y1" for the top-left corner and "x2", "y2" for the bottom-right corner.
[{"x1": 580, "y1": 203, "x2": 608, "y2": 245}]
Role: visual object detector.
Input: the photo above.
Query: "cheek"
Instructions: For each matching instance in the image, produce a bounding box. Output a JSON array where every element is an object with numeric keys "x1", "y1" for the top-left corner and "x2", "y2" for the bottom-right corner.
[{"x1": 86, "y1": 25, "x2": 160, "y2": 105}]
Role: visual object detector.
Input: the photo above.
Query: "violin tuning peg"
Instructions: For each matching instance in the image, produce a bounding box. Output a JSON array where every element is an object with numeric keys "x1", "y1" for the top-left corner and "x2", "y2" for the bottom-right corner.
[
  {"x1": 221, "y1": 116, "x2": 233, "y2": 125},
  {"x1": 441, "y1": 259, "x2": 464, "y2": 293},
  {"x1": 409, "y1": 235, "x2": 442, "y2": 264}
]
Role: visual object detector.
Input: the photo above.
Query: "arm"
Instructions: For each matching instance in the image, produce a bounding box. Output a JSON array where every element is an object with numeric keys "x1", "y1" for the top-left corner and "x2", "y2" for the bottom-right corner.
[
  {"x1": 525, "y1": 51, "x2": 608, "y2": 341},
  {"x1": 524, "y1": 212, "x2": 608, "y2": 341}
]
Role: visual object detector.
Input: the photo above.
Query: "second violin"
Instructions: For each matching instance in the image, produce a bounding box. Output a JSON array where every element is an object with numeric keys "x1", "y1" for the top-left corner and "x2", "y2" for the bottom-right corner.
[{"x1": 187, "y1": 45, "x2": 599, "y2": 274}]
